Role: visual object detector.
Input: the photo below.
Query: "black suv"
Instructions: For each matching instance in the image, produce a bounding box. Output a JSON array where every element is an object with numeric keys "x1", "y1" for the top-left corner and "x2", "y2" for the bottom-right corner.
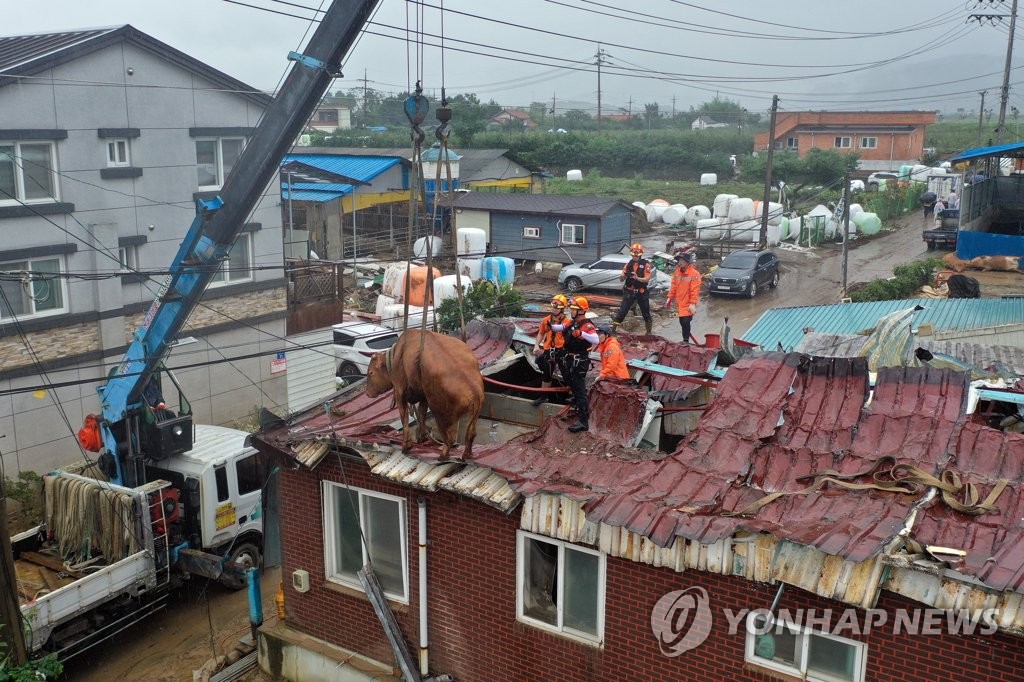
[{"x1": 708, "y1": 249, "x2": 780, "y2": 297}]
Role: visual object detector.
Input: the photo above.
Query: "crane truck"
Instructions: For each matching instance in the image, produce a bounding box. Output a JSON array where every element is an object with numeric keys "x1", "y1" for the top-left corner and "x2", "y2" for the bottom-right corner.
[{"x1": 11, "y1": 0, "x2": 380, "y2": 659}]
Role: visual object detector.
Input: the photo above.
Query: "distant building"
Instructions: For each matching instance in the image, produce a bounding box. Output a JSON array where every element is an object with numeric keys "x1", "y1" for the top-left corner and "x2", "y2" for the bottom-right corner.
[
  {"x1": 691, "y1": 115, "x2": 729, "y2": 130},
  {"x1": 753, "y1": 110, "x2": 937, "y2": 172},
  {"x1": 307, "y1": 104, "x2": 351, "y2": 132},
  {"x1": 489, "y1": 108, "x2": 536, "y2": 128}
]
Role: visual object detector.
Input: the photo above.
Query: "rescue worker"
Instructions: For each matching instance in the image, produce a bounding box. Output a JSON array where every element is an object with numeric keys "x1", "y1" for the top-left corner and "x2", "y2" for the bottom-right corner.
[
  {"x1": 550, "y1": 296, "x2": 599, "y2": 433},
  {"x1": 531, "y1": 294, "x2": 571, "y2": 407},
  {"x1": 613, "y1": 243, "x2": 654, "y2": 335},
  {"x1": 665, "y1": 251, "x2": 702, "y2": 344},
  {"x1": 595, "y1": 323, "x2": 630, "y2": 381}
]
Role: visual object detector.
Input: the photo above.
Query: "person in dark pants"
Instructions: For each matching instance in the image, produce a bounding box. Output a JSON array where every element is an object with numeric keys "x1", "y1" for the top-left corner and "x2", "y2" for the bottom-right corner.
[
  {"x1": 920, "y1": 190, "x2": 937, "y2": 220},
  {"x1": 531, "y1": 294, "x2": 570, "y2": 407},
  {"x1": 551, "y1": 296, "x2": 599, "y2": 433},
  {"x1": 613, "y1": 243, "x2": 654, "y2": 335}
]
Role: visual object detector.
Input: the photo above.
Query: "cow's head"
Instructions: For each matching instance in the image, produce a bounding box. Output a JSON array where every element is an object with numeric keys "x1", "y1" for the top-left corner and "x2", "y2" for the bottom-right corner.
[{"x1": 364, "y1": 352, "x2": 394, "y2": 397}]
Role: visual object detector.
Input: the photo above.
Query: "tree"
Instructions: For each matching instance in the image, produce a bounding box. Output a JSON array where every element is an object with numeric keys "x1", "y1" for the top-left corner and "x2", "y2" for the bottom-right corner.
[
  {"x1": 528, "y1": 101, "x2": 548, "y2": 128},
  {"x1": 644, "y1": 103, "x2": 660, "y2": 131},
  {"x1": 690, "y1": 97, "x2": 760, "y2": 128}
]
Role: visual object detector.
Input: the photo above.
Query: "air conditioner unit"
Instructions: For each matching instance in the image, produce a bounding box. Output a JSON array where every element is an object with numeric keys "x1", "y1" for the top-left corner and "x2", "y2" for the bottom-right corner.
[{"x1": 292, "y1": 569, "x2": 310, "y2": 593}]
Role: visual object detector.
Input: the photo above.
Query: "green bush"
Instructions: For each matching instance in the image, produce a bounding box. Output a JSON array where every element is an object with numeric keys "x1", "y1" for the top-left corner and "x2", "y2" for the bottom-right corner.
[
  {"x1": 436, "y1": 282, "x2": 525, "y2": 333},
  {"x1": 0, "y1": 626, "x2": 62, "y2": 682},
  {"x1": 850, "y1": 257, "x2": 945, "y2": 302}
]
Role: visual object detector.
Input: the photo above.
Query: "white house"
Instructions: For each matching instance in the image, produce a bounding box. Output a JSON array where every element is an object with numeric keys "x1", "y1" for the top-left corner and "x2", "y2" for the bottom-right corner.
[{"x1": 691, "y1": 115, "x2": 729, "y2": 130}]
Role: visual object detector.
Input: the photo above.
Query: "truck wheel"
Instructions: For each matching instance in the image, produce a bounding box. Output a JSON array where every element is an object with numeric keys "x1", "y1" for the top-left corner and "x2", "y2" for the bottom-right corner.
[{"x1": 221, "y1": 542, "x2": 262, "y2": 590}]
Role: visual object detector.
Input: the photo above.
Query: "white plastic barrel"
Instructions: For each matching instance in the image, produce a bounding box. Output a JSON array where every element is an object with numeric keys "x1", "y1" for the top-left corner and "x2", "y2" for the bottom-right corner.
[
  {"x1": 413, "y1": 235, "x2": 443, "y2": 258},
  {"x1": 566, "y1": 169, "x2": 583, "y2": 181},
  {"x1": 456, "y1": 228, "x2": 487, "y2": 256},
  {"x1": 481, "y1": 256, "x2": 515, "y2": 285},
  {"x1": 457, "y1": 258, "x2": 482, "y2": 281},
  {"x1": 433, "y1": 274, "x2": 471, "y2": 303},
  {"x1": 700, "y1": 173, "x2": 718, "y2": 185},
  {"x1": 713, "y1": 194, "x2": 738, "y2": 218}
]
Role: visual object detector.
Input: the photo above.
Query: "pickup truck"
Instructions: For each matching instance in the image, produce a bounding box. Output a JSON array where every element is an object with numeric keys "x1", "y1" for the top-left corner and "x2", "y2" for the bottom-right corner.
[
  {"x1": 12, "y1": 425, "x2": 261, "y2": 659},
  {"x1": 923, "y1": 208, "x2": 959, "y2": 251}
]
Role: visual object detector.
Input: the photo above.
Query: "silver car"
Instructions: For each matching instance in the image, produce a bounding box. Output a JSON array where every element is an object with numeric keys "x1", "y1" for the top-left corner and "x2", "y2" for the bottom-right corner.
[{"x1": 557, "y1": 254, "x2": 671, "y2": 294}]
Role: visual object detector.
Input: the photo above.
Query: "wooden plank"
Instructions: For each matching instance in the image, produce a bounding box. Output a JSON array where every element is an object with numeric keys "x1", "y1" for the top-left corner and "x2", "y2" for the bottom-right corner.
[
  {"x1": 358, "y1": 567, "x2": 419, "y2": 681},
  {"x1": 19, "y1": 551, "x2": 85, "y2": 579}
]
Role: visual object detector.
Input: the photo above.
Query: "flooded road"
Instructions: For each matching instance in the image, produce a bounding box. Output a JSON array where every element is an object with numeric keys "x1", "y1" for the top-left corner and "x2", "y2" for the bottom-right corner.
[{"x1": 644, "y1": 213, "x2": 928, "y2": 343}]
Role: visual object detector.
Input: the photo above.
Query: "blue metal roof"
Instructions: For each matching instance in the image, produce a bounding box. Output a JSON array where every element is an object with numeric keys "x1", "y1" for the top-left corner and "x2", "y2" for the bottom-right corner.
[
  {"x1": 282, "y1": 154, "x2": 401, "y2": 182},
  {"x1": 281, "y1": 189, "x2": 346, "y2": 202},
  {"x1": 948, "y1": 141, "x2": 1024, "y2": 163},
  {"x1": 743, "y1": 298, "x2": 1024, "y2": 351}
]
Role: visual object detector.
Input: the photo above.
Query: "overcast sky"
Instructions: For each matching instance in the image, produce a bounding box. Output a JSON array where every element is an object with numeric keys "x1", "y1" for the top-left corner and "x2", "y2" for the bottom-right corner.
[{"x1": 5, "y1": 0, "x2": 1021, "y2": 119}]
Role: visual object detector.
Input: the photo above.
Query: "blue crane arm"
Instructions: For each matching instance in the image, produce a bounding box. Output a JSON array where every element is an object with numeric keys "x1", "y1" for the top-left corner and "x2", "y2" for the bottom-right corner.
[{"x1": 95, "y1": 0, "x2": 381, "y2": 485}]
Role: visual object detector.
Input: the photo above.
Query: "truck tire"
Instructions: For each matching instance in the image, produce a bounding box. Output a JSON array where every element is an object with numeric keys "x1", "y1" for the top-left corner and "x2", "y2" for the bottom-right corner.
[{"x1": 221, "y1": 542, "x2": 262, "y2": 590}]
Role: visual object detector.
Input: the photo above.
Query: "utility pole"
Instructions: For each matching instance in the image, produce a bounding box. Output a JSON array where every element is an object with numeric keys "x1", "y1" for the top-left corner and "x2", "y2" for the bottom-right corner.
[
  {"x1": 671, "y1": 95, "x2": 676, "y2": 119},
  {"x1": 977, "y1": 91, "x2": 987, "y2": 147},
  {"x1": 1, "y1": 474, "x2": 28, "y2": 667},
  {"x1": 841, "y1": 171, "x2": 851, "y2": 298},
  {"x1": 997, "y1": 0, "x2": 1018, "y2": 143},
  {"x1": 596, "y1": 46, "x2": 606, "y2": 133},
  {"x1": 550, "y1": 93, "x2": 557, "y2": 126},
  {"x1": 358, "y1": 69, "x2": 370, "y2": 125},
  {"x1": 627, "y1": 96, "x2": 633, "y2": 118},
  {"x1": 759, "y1": 95, "x2": 779, "y2": 250}
]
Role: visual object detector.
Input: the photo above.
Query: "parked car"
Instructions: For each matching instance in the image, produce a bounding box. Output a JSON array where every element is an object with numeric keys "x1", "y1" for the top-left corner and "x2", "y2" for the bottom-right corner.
[
  {"x1": 333, "y1": 321, "x2": 399, "y2": 379},
  {"x1": 707, "y1": 249, "x2": 779, "y2": 297},
  {"x1": 557, "y1": 253, "x2": 672, "y2": 293},
  {"x1": 867, "y1": 172, "x2": 899, "y2": 190}
]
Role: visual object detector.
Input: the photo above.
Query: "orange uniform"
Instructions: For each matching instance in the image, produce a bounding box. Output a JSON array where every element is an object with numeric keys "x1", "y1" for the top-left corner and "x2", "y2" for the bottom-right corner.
[
  {"x1": 597, "y1": 336, "x2": 630, "y2": 380},
  {"x1": 538, "y1": 313, "x2": 569, "y2": 350},
  {"x1": 666, "y1": 263, "x2": 702, "y2": 316}
]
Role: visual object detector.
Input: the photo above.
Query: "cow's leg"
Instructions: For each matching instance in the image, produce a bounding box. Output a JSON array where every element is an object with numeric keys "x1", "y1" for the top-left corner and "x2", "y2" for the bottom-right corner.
[
  {"x1": 463, "y1": 399, "x2": 481, "y2": 459},
  {"x1": 396, "y1": 399, "x2": 411, "y2": 453},
  {"x1": 433, "y1": 412, "x2": 454, "y2": 458},
  {"x1": 414, "y1": 401, "x2": 430, "y2": 444}
]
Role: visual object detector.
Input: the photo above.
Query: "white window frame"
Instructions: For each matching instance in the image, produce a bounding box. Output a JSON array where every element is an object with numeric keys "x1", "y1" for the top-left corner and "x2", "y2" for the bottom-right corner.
[
  {"x1": 744, "y1": 615, "x2": 867, "y2": 682},
  {"x1": 516, "y1": 530, "x2": 606, "y2": 644},
  {"x1": 118, "y1": 245, "x2": 138, "y2": 272},
  {"x1": 834, "y1": 136, "x2": 852, "y2": 149},
  {"x1": 0, "y1": 256, "x2": 68, "y2": 321},
  {"x1": 0, "y1": 141, "x2": 59, "y2": 205},
  {"x1": 523, "y1": 226, "x2": 541, "y2": 239},
  {"x1": 322, "y1": 482, "x2": 409, "y2": 603},
  {"x1": 559, "y1": 223, "x2": 586, "y2": 246},
  {"x1": 195, "y1": 137, "x2": 245, "y2": 189},
  {"x1": 859, "y1": 137, "x2": 878, "y2": 149},
  {"x1": 106, "y1": 139, "x2": 130, "y2": 167},
  {"x1": 786, "y1": 136, "x2": 799, "y2": 149},
  {"x1": 207, "y1": 233, "x2": 253, "y2": 287}
]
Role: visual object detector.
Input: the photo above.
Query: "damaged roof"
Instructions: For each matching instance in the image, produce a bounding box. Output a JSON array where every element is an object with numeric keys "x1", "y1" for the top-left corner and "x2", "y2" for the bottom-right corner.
[{"x1": 254, "y1": 322, "x2": 1024, "y2": 602}]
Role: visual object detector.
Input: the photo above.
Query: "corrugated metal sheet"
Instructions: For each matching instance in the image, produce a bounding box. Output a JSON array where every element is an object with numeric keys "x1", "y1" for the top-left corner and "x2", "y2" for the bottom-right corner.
[
  {"x1": 281, "y1": 189, "x2": 347, "y2": 202},
  {"x1": 284, "y1": 329, "x2": 337, "y2": 414},
  {"x1": 744, "y1": 299, "x2": 1024, "y2": 352},
  {"x1": 0, "y1": 28, "x2": 115, "y2": 72},
  {"x1": 282, "y1": 154, "x2": 401, "y2": 183}
]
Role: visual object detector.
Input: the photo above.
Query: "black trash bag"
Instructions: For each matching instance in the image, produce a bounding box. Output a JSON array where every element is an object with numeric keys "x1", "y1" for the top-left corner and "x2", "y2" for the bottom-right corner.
[{"x1": 947, "y1": 274, "x2": 980, "y2": 298}]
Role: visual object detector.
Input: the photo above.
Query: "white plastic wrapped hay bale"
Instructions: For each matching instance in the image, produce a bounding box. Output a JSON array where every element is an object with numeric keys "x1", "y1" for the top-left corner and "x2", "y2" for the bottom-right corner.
[
  {"x1": 700, "y1": 173, "x2": 718, "y2": 185},
  {"x1": 848, "y1": 203, "x2": 864, "y2": 221},
  {"x1": 632, "y1": 201, "x2": 647, "y2": 211},
  {"x1": 713, "y1": 193, "x2": 738, "y2": 218},
  {"x1": 726, "y1": 219, "x2": 761, "y2": 243},
  {"x1": 662, "y1": 204, "x2": 688, "y2": 225},
  {"x1": 778, "y1": 216, "x2": 790, "y2": 241},
  {"x1": 457, "y1": 257, "x2": 482, "y2": 281},
  {"x1": 728, "y1": 197, "x2": 755, "y2": 222},
  {"x1": 456, "y1": 228, "x2": 487, "y2": 256},
  {"x1": 382, "y1": 263, "x2": 408, "y2": 299},
  {"x1": 566, "y1": 169, "x2": 583, "y2": 181},
  {"x1": 381, "y1": 303, "x2": 435, "y2": 330},
  {"x1": 684, "y1": 205, "x2": 711, "y2": 225},
  {"x1": 766, "y1": 222, "x2": 782, "y2": 246},
  {"x1": 646, "y1": 203, "x2": 668, "y2": 222},
  {"x1": 413, "y1": 235, "x2": 443, "y2": 258},
  {"x1": 853, "y1": 212, "x2": 882, "y2": 235},
  {"x1": 433, "y1": 274, "x2": 471, "y2": 303},
  {"x1": 696, "y1": 217, "x2": 724, "y2": 240},
  {"x1": 375, "y1": 294, "x2": 397, "y2": 318}
]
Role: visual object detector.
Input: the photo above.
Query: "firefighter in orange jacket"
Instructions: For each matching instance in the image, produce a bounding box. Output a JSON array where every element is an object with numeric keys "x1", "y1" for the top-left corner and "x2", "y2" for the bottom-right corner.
[
  {"x1": 532, "y1": 294, "x2": 570, "y2": 407},
  {"x1": 613, "y1": 243, "x2": 654, "y2": 335},
  {"x1": 595, "y1": 324, "x2": 630, "y2": 381},
  {"x1": 665, "y1": 251, "x2": 702, "y2": 344}
]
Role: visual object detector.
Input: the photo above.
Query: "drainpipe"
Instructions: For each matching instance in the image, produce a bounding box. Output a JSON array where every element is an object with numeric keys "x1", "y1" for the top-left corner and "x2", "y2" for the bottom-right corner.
[{"x1": 419, "y1": 496, "x2": 429, "y2": 677}]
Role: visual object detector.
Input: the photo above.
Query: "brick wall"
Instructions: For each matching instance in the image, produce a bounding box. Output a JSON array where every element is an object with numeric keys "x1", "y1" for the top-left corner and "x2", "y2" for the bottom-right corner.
[{"x1": 279, "y1": 456, "x2": 1024, "y2": 681}]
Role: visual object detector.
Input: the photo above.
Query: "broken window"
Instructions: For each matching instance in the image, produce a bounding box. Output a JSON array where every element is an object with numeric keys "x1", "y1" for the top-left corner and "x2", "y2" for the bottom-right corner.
[{"x1": 517, "y1": 531, "x2": 605, "y2": 642}]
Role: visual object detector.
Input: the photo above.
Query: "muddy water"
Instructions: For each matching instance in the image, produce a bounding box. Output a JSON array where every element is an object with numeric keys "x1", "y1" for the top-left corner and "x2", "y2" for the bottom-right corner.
[{"x1": 642, "y1": 214, "x2": 928, "y2": 343}]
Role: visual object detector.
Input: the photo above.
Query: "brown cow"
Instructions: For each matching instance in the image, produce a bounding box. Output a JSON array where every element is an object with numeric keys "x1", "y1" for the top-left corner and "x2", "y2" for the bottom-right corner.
[{"x1": 365, "y1": 329, "x2": 484, "y2": 459}]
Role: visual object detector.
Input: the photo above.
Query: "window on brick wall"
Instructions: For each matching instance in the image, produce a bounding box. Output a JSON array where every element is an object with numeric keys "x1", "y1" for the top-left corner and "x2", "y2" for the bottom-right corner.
[
  {"x1": 323, "y1": 482, "x2": 408, "y2": 603},
  {"x1": 745, "y1": 614, "x2": 866, "y2": 682},
  {"x1": 834, "y1": 137, "x2": 852, "y2": 149},
  {"x1": 516, "y1": 530, "x2": 605, "y2": 643},
  {"x1": 860, "y1": 137, "x2": 878, "y2": 149}
]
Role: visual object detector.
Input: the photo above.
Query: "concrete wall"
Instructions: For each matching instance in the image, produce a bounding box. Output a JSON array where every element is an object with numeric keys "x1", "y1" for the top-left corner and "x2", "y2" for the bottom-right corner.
[{"x1": 0, "y1": 37, "x2": 288, "y2": 473}]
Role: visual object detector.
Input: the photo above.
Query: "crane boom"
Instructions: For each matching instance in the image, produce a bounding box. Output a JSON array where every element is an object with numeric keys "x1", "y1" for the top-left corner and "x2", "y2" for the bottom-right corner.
[{"x1": 95, "y1": 0, "x2": 381, "y2": 486}]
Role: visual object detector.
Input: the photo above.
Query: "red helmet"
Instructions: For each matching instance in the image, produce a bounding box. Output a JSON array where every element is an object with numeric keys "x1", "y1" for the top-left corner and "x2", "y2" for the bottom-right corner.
[
  {"x1": 569, "y1": 296, "x2": 589, "y2": 312},
  {"x1": 630, "y1": 243, "x2": 644, "y2": 256}
]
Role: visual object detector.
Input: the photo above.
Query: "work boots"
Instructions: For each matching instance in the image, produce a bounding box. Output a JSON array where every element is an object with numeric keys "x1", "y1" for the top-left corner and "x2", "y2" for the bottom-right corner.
[
  {"x1": 645, "y1": 319, "x2": 653, "y2": 335},
  {"x1": 568, "y1": 420, "x2": 589, "y2": 433},
  {"x1": 531, "y1": 382, "x2": 551, "y2": 408}
]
